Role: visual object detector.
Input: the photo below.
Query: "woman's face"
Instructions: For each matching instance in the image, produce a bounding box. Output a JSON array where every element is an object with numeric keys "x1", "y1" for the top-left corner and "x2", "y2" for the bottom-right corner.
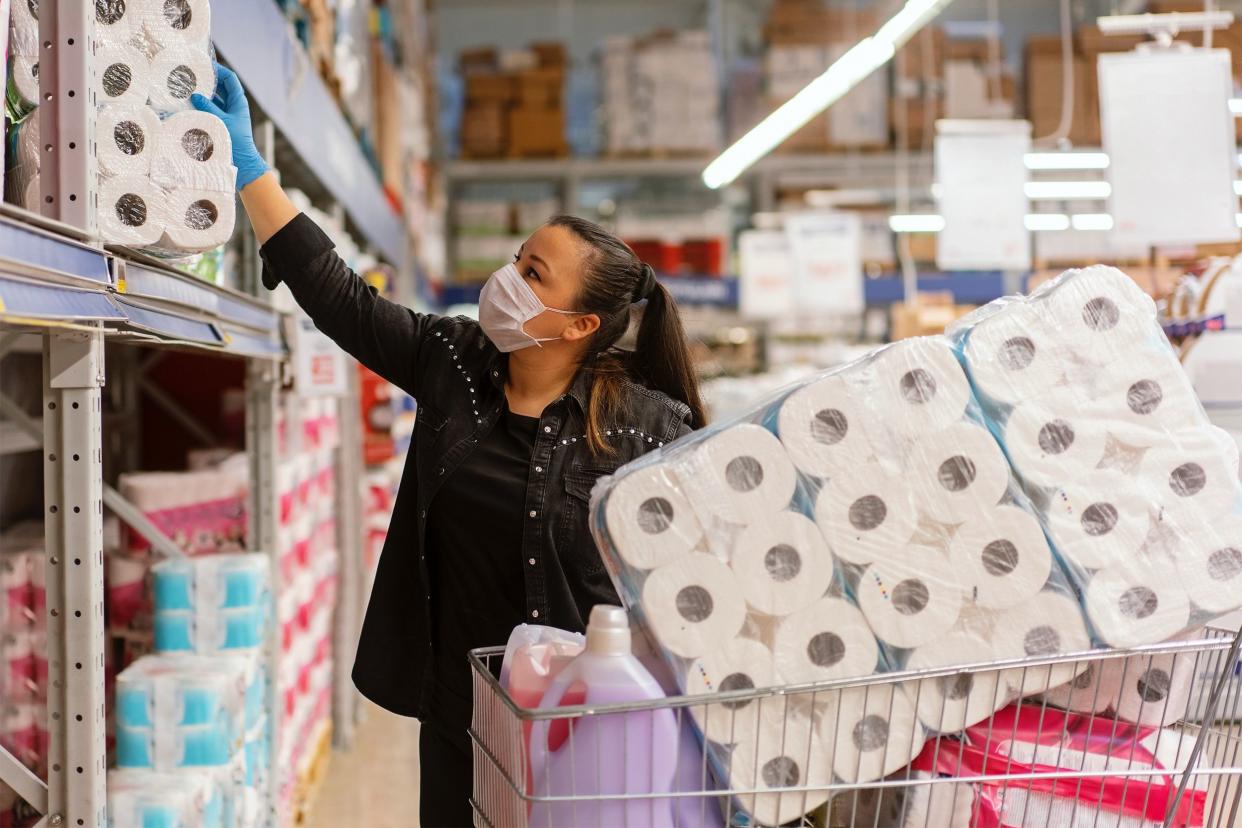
[{"x1": 511, "y1": 224, "x2": 597, "y2": 343}]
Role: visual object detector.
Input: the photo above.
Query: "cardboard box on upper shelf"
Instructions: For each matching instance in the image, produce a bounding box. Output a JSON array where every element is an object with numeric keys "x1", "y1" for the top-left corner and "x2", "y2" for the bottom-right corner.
[{"x1": 1025, "y1": 36, "x2": 1098, "y2": 146}]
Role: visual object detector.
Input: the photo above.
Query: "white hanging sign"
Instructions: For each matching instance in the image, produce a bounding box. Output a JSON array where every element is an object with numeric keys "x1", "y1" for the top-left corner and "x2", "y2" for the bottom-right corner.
[
  {"x1": 738, "y1": 230, "x2": 797, "y2": 320},
  {"x1": 1100, "y1": 48, "x2": 1239, "y2": 246},
  {"x1": 292, "y1": 314, "x2": 349, "y2": 397},
  {"x1": 935, "y1": 119, "x2": 1032, "y2": 271},
  {"x1": 783, "y1": 211, "x2": 863, "y2": 314}
]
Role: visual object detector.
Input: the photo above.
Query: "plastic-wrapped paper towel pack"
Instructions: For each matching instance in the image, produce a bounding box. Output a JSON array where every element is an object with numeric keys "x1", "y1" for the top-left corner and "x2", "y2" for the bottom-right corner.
[
  {"x1": 588, "y1": 264, "x2": 1241, "y2": 826},
  {"x1": 90, "y1": 0, "x2": 237, "y2": 256}
]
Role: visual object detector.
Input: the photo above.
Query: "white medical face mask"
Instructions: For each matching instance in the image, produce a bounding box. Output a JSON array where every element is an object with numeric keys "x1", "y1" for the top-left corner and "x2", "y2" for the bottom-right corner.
[{"x1": 478, "y1": 262, "x2": 580, "y2": 353}]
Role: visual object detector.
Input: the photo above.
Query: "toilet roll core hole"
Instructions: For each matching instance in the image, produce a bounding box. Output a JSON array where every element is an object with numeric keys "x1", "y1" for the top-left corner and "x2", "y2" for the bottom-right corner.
[
  {"x1": 852, "y1": 714, "x2": 890, "y2": 752},
  {"x1": 1169, "y1": 463, "x2": 1207, "y2": 498},
  {"x1": 113, "y1": 121, "x2": 145, "y2": 156},
  {"x1": 848, "y1": 495, "x2": 888, "y2": 532},
  {"x1": 937, "y1": 456, "x2": 977, "y2": 493},
  {"x1": 981, "y1": 539, "x2": 1020, "y2": 576},
  {"x1": 1126, "y1": 380, "x2": 1163, "y2": 416},
  {"x1": 186, "y1": 200, "x2": 219, "y2": 230},
  {"x1": 636, "y1": 497, "x2": 674, "y2": 535},
  {"x1": 899, "y1": 369, "x2": 937, "y2": 405},
  {"x1": 27, "y1": 0, "x2": 37, "y2": 22},
  {"x1": 168, "y1": 65, "x2": 198, "y2": 100},
  {"x1": 1119, "y1": 586, "x2": 1159, "y2": 620},
  {"x1": 718, "y1": 673, "x2": 756, "y2": 709},
  {"x1": 1207, "y1": 547, "x2": 1242, "y2": 582},
  {"x1": 164, "y1": 0, "x2": 193, "y2": 30},
  {"x1": 1083, "y1": 296, "x2": 1121, "y2": 332},
  {"x1": 1023, "y1": 625, "x2": 1061, "y2": 657},
  {"x1": 891, "y1": 579, "x2": 930, "y2": 616},
  {"x1": 102, "y1": 62, "x2": 133, "y2": 98},
  {"x1": 1081, "y1": 503, "x2": 1120, "y2": 537},
  {"x1": 725, "y1": 456, "x2": 764, "y2": 493},
  {"x1": 96, "y1": 0, "x2": 126, "y2": 26},
  {"x1": 940, "y1": 673, "x2": 973, "y2": 702},
  {"x1": 675, "y1": 585, "x2": 714, "y2": 623},
  {"x1": 115, "y1": 193, "x2": 148, "y2": 228},
  {"x1": 764, "y1": 544, "x2": 802, "y2": 583},
  {"x1": 761, "y1": 756, "x2": 800, "y2": 789},
  {"x1": 811, "y1": 408, "x2": 849, "y2": 446},
  {"x1": 1037, "y1": 419, "x2": 1076, "y2": 456},
  {"x1": 999, "y1": 337, "x2": 1036, "y2": 372},
  {"x1": 806, "y1": 632, "x2": 846, "y2": 668},
  {"x1": 181, "y1": 129, "x2": 214, "y2": 162},
  {"x1": 1136, "y1": 668, "x2": 1171, "y2": 703}
]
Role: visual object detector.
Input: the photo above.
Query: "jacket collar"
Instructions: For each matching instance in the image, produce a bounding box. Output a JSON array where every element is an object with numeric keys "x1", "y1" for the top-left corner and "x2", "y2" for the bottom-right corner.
[{"x1": 485, "y1": 351, "x2": 591, "y2": 414}]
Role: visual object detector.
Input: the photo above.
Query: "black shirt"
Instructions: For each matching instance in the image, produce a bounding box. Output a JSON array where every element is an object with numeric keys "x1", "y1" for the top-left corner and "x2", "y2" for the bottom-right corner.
[{"x1": 427, "y1": 408, "x2": 537, "y2": 720}]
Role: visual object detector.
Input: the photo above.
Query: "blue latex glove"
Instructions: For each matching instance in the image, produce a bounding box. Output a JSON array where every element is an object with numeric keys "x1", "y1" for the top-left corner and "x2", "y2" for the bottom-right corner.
[{"x1": 190, "y1": 64, "x2": 269, "y2": 190}]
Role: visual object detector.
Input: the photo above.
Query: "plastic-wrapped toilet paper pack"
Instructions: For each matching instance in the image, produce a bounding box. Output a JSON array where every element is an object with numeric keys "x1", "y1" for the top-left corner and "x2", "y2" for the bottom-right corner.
[
  {"x1": 726, "y1": 702, "x2": 832, "y2": 826},
  {"x1": 950, "y1": 264, "x2": 1242, "y2": 643},
  {"x1": 98, "y1": 104, "x2": 163, "y2": 177},
  {"x1": 1041, "y1": 641, "x2": 1197, "y2": 726},
  {"x1": 152, "y1": 553, "x2": 269, "y2": 614},
  {"x1": 107, "y1": 768, "x2": 222, "y2": 828},
  {"x1": 150, "y1": 110, "x2": 236, "y2": 191}
]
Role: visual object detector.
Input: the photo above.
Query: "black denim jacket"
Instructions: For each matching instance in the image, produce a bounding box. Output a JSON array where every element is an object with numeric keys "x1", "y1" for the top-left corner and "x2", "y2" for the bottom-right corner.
[{"x1": 261, "y1": 215, "x2": 694, "y2": 718}]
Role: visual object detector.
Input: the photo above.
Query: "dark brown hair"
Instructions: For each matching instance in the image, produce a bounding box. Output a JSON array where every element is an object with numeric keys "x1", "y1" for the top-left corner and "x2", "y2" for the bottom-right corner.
[{"x1": 546, "y1": 215, "x2": 707, "y2": 455}]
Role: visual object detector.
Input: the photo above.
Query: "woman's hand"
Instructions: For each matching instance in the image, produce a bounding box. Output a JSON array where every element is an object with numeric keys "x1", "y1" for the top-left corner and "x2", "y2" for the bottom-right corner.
[{"x1": 190, "y1": 63, "x2": 269, "y2": 191}]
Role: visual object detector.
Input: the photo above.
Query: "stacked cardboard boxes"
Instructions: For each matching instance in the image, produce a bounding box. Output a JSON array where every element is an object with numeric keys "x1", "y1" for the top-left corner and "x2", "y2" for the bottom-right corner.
[
  {"x1": 1025, "y1": 36, "x2": 1098, "y2": 145},
  {"x1": 459, "y1": 43, "x2": 569, "y2": 159},
  {"x1": 893, "y1": 26, "x2": 945, "y2": 149},
  {"x1": 944, "y1": 38, "x2": 1016, "y2": 120}
]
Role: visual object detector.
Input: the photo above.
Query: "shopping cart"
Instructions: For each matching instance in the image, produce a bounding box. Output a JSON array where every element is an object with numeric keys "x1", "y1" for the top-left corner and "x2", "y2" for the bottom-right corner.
[{"x1": 470, "y1": 627, "x2": 1242, "y2": 828}]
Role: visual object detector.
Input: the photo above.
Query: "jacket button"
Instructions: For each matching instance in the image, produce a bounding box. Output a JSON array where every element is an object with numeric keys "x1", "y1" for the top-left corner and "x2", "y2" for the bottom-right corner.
[
  {"x1": 531, "y1": 610, "x2": 539, "y2": 619},
  {"x1": 528, "y1": 510, "x2": 536, "y2": 518},
  {"x1": 438, "y1": 467, "x2": 445, "y2": 475},
  {"x1": 535, "y1": 466, "x2": 543, "y2": 473},
  {"x1": 543, "y1": 426, "x2": 551, "y2": 433},
  {"x1": 528, "y1": 558, "x2": 536, "y2": 566},
  {"x1": 420, "y1": 510, "x2": 426, "y2": 519}
]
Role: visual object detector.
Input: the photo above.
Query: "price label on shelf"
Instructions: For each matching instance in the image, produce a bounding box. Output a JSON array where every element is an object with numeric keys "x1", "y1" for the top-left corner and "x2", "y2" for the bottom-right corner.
[{"x1": 293, "y1": 314, "x2": 349, "y2": 397}]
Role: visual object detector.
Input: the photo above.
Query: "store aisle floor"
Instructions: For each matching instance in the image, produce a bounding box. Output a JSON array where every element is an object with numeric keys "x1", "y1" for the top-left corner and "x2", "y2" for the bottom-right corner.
[{"x1": 309, "y1": 700, "x2": 421, "y2": 827}]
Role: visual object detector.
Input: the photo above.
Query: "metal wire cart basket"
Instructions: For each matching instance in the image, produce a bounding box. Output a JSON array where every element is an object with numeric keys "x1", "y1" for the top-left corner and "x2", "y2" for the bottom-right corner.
[{"x1": 470, "y1": 627, "x2": 1242, "y2": 828}]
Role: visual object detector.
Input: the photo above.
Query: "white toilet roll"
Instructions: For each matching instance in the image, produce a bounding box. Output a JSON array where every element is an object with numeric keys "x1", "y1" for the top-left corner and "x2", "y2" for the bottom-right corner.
[
  {"x1": 604, "y1": 464, "x2": 702, "y2": 570},
  {"x1": 773, "y1": 597, "x2": 880, "y2": 685},
  {"x1": 143, "y1": 0, "x2": 213, "y2": 49},
  {"x1": 149, "y1": 48, "x2": 215, "y2": 113},
  {"x1": 681, "y1": 424, "x2": 797, "y2": 525},
  {"x1": 1041, "y1": 660, "x2": 1122, "y2": 715},
  {"x1": 686, "y1": 637, "x2": 781, "y2": 745},
  {"x1": 1210, "y1": 426, "x2": 1241, "y2": 479},
  {"x1": 1170, "y1": 517, "x2": 1242, "y2": 615},
  {"x1": 964, "y1": 305, "x2": 1067, "y2": 406},
  {"x1": 949, "y1": 505, "x2": 1052, "y2": 609},
  {"x1": 11, "y1": 55, "x2": 40, "y2": 107},
  {"x1": 97, "y1": 105, "x2": 162, "y2": 176},
  {"x1": 10, "y1": 0, "x2": 40, "y2": 55},
  {"x1": 1004, "y1": 401, "x2": 1108, "y2": 487},
  {"x1": 907, "y1": 422, "x2": 1010, "y2": 525},
  {"x1": 95, "y1": 45, "x2": 152, "y2": 108},
  {"x1": 731, "y1": 511, "x2": 834, "y2": 616},
  {"x1": 814, "y1": 462, "x2": 917, "y2": 565},
  {"x1": 994, "y1": 590, "x2": 1092, "y2": 696},
  {"x1": 1098, "y1": 357, "x2": 1200, "y2": 435},
  {"x1": 1044, "y1": 472, "x2": 1152, "y2": 571},
  {"x1": 1084, "y1": 563, "x2": 1190, "y2": 648},
  {"x1": 871, "y1": 338, "x2": 971, "y2": 437},
  {"x1": 160, "y1": 189, "x2": 236, "y2": 252},
  {"x1": 776, "y1": 374, "x2": 875, "y2": 478},
  {"x1": 641, "y1": 553, "x2": 747, "y2": 658},
  {"x1": 903, "y1": 631, "x2": 1010, "y2": 732},
  {"x1": 819, "y1": 684, "x2": 924, "y2": 784},
  {"x1": 1045, "y1": 265, "x2": 1157, "y2": 353},
  {"x1": 95, "y1": 0, "x2": 147, "y2": 46},
  {"x1": 1113, "y1": 650, "x2": 1195, "y2": 725},
  {"x1": 150, "y1": 110, "x2": 236, "y2": 191},
  {"x1": 1141, "y1": 435, "x2": 1240, "y2": 525},
  {"x1": 729, "y1": 706, "x2": 832, "y2": 827},
  {"x1": 98, "y1": 175, "x2": 167, "y2": 247},
  {"x1": 21, "y1": 174, "x2": 41, "y2": 212},
  {"x1": 856, "y1": 556, "x2": 961, "y2": 649}
]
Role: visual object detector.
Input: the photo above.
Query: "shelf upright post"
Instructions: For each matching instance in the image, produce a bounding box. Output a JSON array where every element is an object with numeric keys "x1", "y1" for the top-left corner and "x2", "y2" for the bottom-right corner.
[
  {"x1": 41, "y1": 329, "x2": 107, "y2": 828},
  {"x1": 332, "y1": 372, "x2": 364, "y2": 749},
  {"x1": 246, "y1": 358, "x2": 282, "y2": 827},
  {"x1": 38, "y1": 0, "x2": 97, "y2": 233}
]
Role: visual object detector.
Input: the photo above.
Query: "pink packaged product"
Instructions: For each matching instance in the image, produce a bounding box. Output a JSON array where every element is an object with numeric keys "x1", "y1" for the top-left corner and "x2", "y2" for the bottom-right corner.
[{"x1": 119, "y1": 469, "x2": 248, "y2": 556}]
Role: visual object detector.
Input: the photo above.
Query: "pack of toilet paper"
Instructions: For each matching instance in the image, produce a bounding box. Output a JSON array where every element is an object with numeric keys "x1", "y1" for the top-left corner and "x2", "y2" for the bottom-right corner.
[
  {"x1": 91, "y1": 0, "x2": 236, "y2": 256},
  {"x1": 151, "y1": 553, "x2": 270, "y2": 656},
  {"x1": 589, "y1": 265, "x2": 1239, "y2": 823}
]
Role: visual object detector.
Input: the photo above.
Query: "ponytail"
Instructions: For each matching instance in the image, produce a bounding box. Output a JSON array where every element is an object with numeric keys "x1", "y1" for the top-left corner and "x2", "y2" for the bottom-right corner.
[{"x1": 632, "y1": 283, "x2": 706, "y2": 430}]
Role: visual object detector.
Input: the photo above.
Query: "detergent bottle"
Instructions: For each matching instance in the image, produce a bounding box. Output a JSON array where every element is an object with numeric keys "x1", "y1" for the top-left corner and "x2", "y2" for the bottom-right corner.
[{"x1": 528, "y1": 605, "x2": 680, "y2": 828}]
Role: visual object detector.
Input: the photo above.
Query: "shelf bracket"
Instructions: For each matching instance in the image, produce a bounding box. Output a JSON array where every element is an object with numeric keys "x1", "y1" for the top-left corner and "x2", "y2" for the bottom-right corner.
[{"x1": 0, "y1": 744, "x2": 48, "y2": 816}]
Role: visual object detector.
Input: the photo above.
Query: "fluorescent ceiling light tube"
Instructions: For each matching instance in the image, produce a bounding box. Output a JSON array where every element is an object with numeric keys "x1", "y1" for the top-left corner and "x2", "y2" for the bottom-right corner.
[
  {"x1": 1234, "y1": 180, "x2": 1242, "y2": 196},
  {"x1": 889, "y1": 214, "x2": 946, "y2": 233},
  {"x1": 702, "y1": 0, "x2": 957, "y2": 189},
  {"x1": 1231, "y1": 98, "x2": 1242, "y2": 115},
  {"x1": 1025, "y1": 214, "x2": 1071, "y2": 231},
  {"x1": 1236, "y1": 213, "x2": 1242, "y2": 228},
  {"x1": 1025, "y1": 181, "x2": 1112, "y2": 200},
  {"x1": 1071, "y1": 213, "x2": 1115, "y2": 231},
  {"x1": 1023, "y1": 152, "x2": 1110, "y2": 170}
]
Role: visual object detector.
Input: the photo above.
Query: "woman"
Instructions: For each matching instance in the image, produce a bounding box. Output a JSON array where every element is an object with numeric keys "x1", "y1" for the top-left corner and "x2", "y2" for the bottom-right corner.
[{"x1": 193, "y1": 67, "x2": 706, "y2": 826}]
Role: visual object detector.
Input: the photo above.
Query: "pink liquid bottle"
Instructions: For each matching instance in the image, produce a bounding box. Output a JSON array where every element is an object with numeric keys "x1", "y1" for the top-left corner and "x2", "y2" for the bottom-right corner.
[{"x1": 528, "y1": 605, "x2": 679, "y2": 828}]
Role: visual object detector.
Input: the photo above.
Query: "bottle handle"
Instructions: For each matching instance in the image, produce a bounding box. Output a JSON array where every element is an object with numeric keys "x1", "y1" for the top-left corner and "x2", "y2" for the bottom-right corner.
[{"x1": 525, "y1": 665, "x2": 578, "y2": 789}]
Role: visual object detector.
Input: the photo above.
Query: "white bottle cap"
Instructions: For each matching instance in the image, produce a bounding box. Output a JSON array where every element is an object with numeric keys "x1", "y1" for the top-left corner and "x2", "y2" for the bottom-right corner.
[{"x1": 586, "y1": 605, "x2": 632, "y2": 656}]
